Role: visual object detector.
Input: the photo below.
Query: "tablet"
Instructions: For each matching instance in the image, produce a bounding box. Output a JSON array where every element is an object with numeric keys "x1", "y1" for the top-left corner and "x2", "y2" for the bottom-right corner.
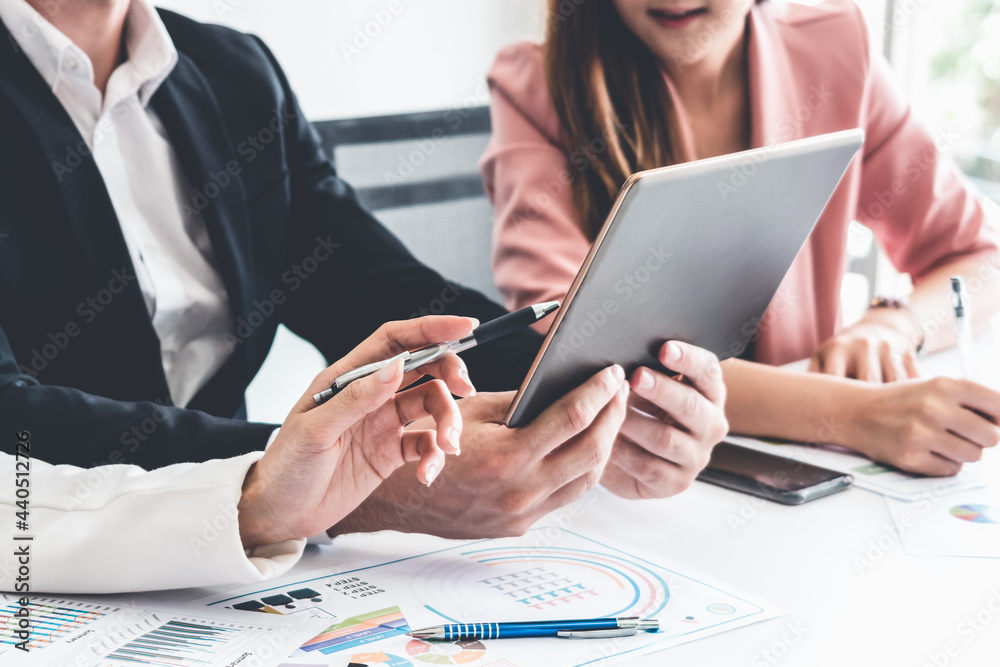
[{"x1": 504, "y1": 130, "x2": 864, "y2": 428}]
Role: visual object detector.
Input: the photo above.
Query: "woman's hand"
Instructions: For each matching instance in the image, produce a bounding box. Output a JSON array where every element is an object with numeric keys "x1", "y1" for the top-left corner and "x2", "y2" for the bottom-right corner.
[
  {"x1": 809, "y1": 311, "x2": 921, "y2": 383},
  {"x1": 846, "y1": 377, "x2": 1000, "y2": 475},
  {"x1": 237, "y1": 316, "x2": 477, "y2": 548},
  {"x1": 601, "y1": 341, "x2": 729, "y2": 499}
]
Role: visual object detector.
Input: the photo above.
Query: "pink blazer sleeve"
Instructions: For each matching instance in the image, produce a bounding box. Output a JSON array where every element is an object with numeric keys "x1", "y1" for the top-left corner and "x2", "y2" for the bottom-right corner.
[
  {"x1": 857, "y1": 57, "x2": 999, "y2": 279},
  {"x1": 481, "y1": 43, "x2": 591, "y2": 334}
]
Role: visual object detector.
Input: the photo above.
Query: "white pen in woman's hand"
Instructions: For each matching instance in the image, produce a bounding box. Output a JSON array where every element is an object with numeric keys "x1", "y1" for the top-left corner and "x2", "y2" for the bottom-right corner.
[{"x1": 952, "y1": 276, "x2": 973, "y2": 380}]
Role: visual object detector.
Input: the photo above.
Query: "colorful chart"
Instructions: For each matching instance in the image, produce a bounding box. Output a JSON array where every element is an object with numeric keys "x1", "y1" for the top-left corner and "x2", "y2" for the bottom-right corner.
[
  {"x1": 0, "y1": 594, "x2": 317, "y2": 667},
  {"x1": 205, "y1": 527, "x2": 780, "y2": 666},
  {"x1": 350, "y1": 650, "x2": 415, "y2": 666},
  {"x1": 302, "y1": 606, "x2": 410, "y2": 655},
  {"x1": 405, "y1": 637, "x2": 487, "y2": 664},
  {"x1": 0, "y1": 598, "x2": 107, "y2": 650},
  {"x1": 950, "y1": 504, "x2": 998, "y2": 524},
  {"x1": 105, "y1": 619, "x2": 247, "y2": 664},
  {"x1": 410, "y1": 544, "x2": 670, "y2": 623}
]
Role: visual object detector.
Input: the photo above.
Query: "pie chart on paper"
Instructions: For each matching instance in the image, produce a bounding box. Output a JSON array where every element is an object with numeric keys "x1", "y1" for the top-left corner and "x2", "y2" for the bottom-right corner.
[{"x1": 949, "y1": 504, "x2": 999, "y2": 524}]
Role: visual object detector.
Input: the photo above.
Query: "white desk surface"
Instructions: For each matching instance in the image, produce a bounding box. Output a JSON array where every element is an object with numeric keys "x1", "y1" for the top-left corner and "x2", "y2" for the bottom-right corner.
[{"x1": 149, "y1": 336, "x2": 1000, "y2": 667}]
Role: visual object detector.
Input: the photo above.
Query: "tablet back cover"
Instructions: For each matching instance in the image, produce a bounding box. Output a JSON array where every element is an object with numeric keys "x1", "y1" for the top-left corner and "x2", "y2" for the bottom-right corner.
[{"x1": 505, "y1": 130, "x2": 863, "y2": 428}]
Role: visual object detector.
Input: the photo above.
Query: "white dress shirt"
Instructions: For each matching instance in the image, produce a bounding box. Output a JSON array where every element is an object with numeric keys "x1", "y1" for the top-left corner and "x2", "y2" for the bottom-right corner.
[
  {"x1": 0, "y1": 0, "x2": 234, "y2": 408},
  {"x1": 0, "y1": 450, "x2": 306, "y2": 593}
]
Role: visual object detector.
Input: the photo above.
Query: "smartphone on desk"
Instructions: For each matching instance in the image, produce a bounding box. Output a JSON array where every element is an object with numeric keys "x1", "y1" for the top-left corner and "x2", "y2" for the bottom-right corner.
[{"x1": 697, "y1": 439, "x2": 853, "y2": 505}]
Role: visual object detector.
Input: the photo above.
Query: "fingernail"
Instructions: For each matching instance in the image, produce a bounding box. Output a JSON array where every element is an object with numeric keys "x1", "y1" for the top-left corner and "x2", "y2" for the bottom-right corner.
[
  {"x1": 449, "y1": 428, "x2": 461, "y2": 455},
  {"x1": 425, "y1": 464, "x2": 439, "y2": 486},
  {"x1": 460, "y1": 369, "x2": 476, "y2": 396},
  {"x1": 466, "y1": 317, "x2": 480, "y2": 329},
  {"x1": 611, "y1": 364, "x2": 625, "y2": 382},
  {"x1": 378, "y1": 356, "x2": 404, "y2": 383},
  {"x1": 663, "y1": 342, "x2": 681, "y2": 363},
  {"x1": 636, "y1": 368, "x2": 654, "y2": 391}
]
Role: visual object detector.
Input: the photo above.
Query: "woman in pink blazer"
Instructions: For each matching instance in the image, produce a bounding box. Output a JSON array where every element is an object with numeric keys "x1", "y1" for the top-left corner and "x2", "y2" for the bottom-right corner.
[{"x1": 482, "y1": 0, "x2": 1000, "y2": 479}]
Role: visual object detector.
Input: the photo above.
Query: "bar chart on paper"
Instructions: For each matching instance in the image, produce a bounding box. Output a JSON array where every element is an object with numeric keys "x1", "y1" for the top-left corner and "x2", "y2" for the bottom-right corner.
[
  {"x1": 0, "y1": 593, "x2": 318, "y2": 666},
  {"x1": 0, "y1": 597, "x2": 109, "y2": 651},
  {"x1": 101, "y1": 617, "x2": 274, "y2": 665}
]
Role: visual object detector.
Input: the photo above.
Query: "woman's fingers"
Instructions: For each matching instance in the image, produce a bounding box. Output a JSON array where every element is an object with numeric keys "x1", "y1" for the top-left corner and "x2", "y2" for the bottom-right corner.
[
  {"x1": 901, "y1": 348, "x2": 920, "y2": 379},
  {"x1": 298, "y1": 316, "x2": 479, "y2": 410},
  {"x1": 819, "y1": 345, "x2": 848, "y2": 378},
  {"x1": 617, "y1": 406, "x2": 705, "y2": 471},
  {"x1": 854, "y1": 343, "x2": 881, "y2": 383},
  {"x1": 393, "y1": 380, "x2": 463, "y2": 454},
  {"x1": 402, "y1": 430, "x2": 446, "y2": 486},
  {"x1": 334, "y1": 374, "x2": 460, "y2": 483},
  {"x1": 932, "y1": 431, "x2": 986, "y2": 465},
  {"x1": 309, "y1": 357, "x2": 407, "y2": 434},
  {"x1": 942, "y1": 405, "x2": 1000, "y2": 450},
  {"x1": 879, "y1": 341, "x2": 899, "y2": 383},
  {"x1": 400, "y1": 352, "x2": 476, "y2": 398},
  {"x1": 628, "y1": 366, "x2": 717, "y2": 438},
  {"x1": 913, "y1": 452, "x2": 964, "y2": 477},
  {"x1": 657, "y1": 341, "x2": 726, "y2": 406},
  {"x1": 356, "y1": 316, "x2": 478, "y2": 368}
]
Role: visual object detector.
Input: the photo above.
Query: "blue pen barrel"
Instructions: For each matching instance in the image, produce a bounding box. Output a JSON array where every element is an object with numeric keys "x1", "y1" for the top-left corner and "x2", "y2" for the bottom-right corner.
[{"x1": 442, "y1": 618, "x2": 621, "y2": 640}]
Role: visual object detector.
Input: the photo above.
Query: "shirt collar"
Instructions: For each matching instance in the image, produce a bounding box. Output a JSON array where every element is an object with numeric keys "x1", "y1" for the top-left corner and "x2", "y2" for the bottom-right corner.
[{"x1": 0, "y1": 0, "x2": 178, "y2": 107}]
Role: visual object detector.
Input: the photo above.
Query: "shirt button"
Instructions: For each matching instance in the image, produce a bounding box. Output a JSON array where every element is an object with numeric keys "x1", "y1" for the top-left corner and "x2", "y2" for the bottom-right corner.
[{"x1": 65, "y1": 58, "x2": 79, "y2": 70}]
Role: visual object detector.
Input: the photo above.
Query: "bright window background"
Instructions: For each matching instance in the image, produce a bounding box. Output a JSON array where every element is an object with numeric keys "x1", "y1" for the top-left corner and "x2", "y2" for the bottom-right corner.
[
  {"x1": 903, "y1": 0, "x2": 1000, "y2": 201},
  {"x1": 850, "y1": 0, "x2": 1000, "y2": 319}
]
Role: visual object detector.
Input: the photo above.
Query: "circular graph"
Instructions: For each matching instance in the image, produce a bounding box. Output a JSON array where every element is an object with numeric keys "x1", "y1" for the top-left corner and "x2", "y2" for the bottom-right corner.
[
  {"x1": 950, "y1": 504, "x2": 998, "y2": 524},
  {"x1": 405, "y1": 638, "x2": 486, "y2": 664},
  {"x1": 410, "y1": 545, "x2": 671, "y2": 623}
]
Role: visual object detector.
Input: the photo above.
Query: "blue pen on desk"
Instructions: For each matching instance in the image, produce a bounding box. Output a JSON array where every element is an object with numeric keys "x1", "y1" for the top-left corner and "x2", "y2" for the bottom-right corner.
[
  {"x1": 407, "y1": 616, "x2": 659, "y2": 640},
  {"x1": 952, "y1": 276, "x2": 973, "y2": 380}
]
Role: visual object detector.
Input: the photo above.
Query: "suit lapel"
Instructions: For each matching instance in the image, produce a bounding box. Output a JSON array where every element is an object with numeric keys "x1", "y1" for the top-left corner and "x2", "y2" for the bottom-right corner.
[
  {"x1": 151, "y1": 54, "x2": 255, "y2": 340},
  {"x1": 151, "y1": 53, "x2": 260, "y2": 411},
  {"x1": 0, "y1": 23, "x2": 145, "y2": 303},
  {"x1": 0, "y1": 20, "x2": 172, "y2": 399},
  {"x1": 748, "y1": 2, "x2": 802, "y2": 148}
]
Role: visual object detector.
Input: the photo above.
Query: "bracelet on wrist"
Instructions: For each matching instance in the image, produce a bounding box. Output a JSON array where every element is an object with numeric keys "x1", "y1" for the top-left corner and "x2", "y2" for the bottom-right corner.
[{"x1": 868, "y1": 296, "x2": 926, "y2": 353}]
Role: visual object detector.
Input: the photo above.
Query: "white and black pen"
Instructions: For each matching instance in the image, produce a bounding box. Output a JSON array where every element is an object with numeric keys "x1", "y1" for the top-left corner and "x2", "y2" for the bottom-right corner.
[
  {"x1": 952, "y1": 276, "x2": 973, "y2": 380},
  {"x1": 312, "y1": 301, "x2": 560, "y2": 405}
]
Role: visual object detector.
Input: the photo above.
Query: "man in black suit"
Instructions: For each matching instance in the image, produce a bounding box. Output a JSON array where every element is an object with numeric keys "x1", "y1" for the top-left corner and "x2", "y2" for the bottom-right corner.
[{"x1": 0, "y1": 0, "x2": 728, "y2": 539}]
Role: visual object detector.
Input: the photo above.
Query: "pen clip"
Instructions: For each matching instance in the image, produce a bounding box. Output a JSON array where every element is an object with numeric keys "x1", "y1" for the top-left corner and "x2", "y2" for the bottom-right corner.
[{"x1": 556, "y1": 628, "x2": 639, "y2": 639}]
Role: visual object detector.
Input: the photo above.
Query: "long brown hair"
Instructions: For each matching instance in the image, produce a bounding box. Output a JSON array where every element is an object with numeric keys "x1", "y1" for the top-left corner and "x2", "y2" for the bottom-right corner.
[{"x1": 544, "y1": 1, "x2": 763, "y2": 238}]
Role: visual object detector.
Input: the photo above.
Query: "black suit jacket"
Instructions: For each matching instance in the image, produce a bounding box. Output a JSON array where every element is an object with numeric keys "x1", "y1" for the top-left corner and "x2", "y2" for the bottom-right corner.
[{"x1": 0, "y1": 11, "x2": 541, "y2": 469}]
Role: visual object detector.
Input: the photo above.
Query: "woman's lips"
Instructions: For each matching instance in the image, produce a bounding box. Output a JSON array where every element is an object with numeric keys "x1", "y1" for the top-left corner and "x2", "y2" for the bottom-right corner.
[{"x1": 648, "y1": 6, "x2": 709, "y2": 29}]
